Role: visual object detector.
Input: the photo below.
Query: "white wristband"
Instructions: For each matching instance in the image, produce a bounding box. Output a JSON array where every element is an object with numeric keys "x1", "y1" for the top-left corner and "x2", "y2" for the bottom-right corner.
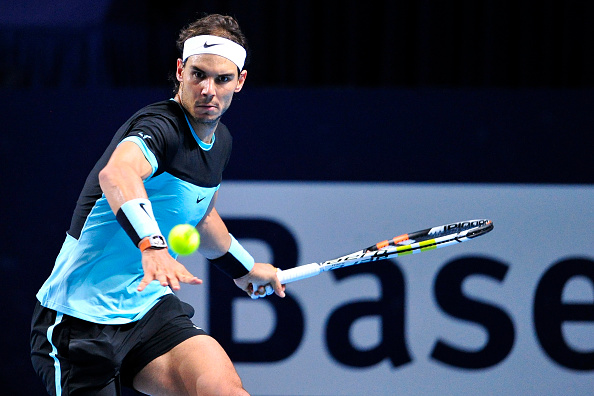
[
  {"x1": 228, "y1": 234, "x2": 255, "y2": 272},
  {"x1": 116, "y1": 198, "x2": 162, "y2": 246}
]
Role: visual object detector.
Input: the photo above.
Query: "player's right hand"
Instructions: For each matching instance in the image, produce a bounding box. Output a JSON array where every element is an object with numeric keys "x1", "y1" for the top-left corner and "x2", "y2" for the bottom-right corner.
[{"x1": 138, "y1": 248, "x2": 202, "y2": 292}]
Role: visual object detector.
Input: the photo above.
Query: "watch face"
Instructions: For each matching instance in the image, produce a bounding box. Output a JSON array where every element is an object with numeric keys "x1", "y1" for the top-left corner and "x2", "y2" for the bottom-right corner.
[{"x1": 149, "y1": 235, "x2": 168, "y2": 249}]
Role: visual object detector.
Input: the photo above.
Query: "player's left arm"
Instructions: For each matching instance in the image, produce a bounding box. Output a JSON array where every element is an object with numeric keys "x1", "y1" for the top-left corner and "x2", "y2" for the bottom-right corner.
[
  {"x1": 195, "y1": 192, "x2": 232, "y2": 259},
  {"x1": 197, "y1": 193, "x2": 285, "y2": 298}
]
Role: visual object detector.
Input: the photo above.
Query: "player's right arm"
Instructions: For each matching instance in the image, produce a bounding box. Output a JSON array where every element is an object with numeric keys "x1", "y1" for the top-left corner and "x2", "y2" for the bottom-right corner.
[
  {"x1": 99, "y1": 141, "x2": 201, "y2": 291},
  {"x1": 98, "y1": 141, "x2": 153, "y2": 212}
]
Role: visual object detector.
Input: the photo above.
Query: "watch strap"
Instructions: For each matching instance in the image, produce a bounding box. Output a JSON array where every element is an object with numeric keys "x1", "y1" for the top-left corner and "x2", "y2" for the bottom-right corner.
[{"x1": 138, "y1": 234, "x2": 168, "y2": 252}]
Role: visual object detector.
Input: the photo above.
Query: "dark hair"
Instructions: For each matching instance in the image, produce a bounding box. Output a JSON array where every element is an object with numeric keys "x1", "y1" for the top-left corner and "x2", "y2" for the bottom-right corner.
[{"x1": 171, "y1": 14, "x2": 249, "y2": 93}]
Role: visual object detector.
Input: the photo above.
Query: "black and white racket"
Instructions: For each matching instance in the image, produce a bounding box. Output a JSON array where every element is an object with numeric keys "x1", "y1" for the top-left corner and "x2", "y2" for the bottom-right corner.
[{"x1": 276, "y1": 219, "x2": 493, "y2": 284}]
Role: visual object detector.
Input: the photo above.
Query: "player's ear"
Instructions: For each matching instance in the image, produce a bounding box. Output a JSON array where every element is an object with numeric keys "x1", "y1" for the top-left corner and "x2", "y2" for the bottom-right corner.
[
  {"x1": 235, "y1": 70, "x2": 247, "y2": 93},
  {"x1": 176, "y1": 59, "x2": 184, "y2": 82}
]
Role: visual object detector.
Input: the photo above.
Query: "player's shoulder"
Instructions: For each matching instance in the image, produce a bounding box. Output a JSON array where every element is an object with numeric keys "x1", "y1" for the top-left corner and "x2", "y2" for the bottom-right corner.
[
  {"x1": 215, "y1": 121, "x2": 232, "y2": 140},
  {"x1": 212, "y1": 121, "x2": 233, "y2": 154},
  {"x1": 133, "y1": 99, "x2": 184, "y2": 123},
  {"x1": 126, "y1": 100, "x2": 187, "y2": 136}
]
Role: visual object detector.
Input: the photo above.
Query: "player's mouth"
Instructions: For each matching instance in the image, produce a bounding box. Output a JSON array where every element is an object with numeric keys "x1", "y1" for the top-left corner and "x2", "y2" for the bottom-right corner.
[{"x1": 196, "y1": 104, "x2": 218, "y2": 112}]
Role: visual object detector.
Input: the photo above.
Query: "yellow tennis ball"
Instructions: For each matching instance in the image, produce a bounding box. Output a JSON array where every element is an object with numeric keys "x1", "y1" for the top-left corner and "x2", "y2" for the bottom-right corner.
[{"x1": 168, "y1": 224, "x2": 200, "y2": 256}]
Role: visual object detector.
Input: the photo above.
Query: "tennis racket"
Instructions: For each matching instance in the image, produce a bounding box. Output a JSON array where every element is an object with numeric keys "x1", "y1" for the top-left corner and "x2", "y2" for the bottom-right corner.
[{"x1": 276, "y1": 219, "x2": 493, "y2": 284}]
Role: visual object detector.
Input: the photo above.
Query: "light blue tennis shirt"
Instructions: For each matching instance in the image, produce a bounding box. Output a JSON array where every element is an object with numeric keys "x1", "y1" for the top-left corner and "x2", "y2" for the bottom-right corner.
[{"x1": 36, "y1": 100, "x2": 232, "y2": 324}]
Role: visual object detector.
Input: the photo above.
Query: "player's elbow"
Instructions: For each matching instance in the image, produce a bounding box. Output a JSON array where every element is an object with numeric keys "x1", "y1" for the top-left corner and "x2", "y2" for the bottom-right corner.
[{"x1": 98, "y1": 163, "x2": 123, "y2": 192}]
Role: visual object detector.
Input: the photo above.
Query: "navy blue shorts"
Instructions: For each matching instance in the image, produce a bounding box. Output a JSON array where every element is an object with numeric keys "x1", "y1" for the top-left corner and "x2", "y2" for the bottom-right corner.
[{"x1": 30, "y1": 294, "x2": 207, "y2": 395}]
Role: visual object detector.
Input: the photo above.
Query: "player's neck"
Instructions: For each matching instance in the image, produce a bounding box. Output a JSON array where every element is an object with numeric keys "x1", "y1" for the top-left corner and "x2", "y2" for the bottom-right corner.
[
  {"x1": 192, "y1": 122, "x2": 217, "y2": 144},
  {"x1": 173, "y1": 95, "x2": 217, "y2": 144}
]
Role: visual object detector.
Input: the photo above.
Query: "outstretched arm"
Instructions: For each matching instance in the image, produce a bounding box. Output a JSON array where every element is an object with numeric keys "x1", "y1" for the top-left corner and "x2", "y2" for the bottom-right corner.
[{"x1": 99, "y1": 141, "x2": 201, "y2": 291}]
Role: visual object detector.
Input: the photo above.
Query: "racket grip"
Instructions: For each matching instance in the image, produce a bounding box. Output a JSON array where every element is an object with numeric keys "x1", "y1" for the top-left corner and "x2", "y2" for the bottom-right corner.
[{"x1": 277, "y1": 263, "x2": 321, "y2": 284}]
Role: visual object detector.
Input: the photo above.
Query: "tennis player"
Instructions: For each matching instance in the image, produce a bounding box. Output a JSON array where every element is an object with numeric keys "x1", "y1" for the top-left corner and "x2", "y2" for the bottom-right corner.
[{"x1": 30, "y1": 14, "x2": 284, "y2": 396}]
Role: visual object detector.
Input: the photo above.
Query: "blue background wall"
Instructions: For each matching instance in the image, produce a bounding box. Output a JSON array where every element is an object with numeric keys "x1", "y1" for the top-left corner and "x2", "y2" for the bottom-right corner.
[{"x1": 1, "y1": 1, "x2": 593, "y2": 394}]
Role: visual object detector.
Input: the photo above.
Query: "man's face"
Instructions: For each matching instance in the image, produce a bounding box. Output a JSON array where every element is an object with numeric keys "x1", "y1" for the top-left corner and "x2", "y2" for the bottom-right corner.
[{"x1": 176, "y1": 54, "x2": 247, "y2": 125}]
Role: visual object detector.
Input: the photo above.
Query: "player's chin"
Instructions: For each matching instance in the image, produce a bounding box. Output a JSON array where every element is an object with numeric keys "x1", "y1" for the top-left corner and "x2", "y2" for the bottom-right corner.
[{"x1": 195, "y1": 115, "x2": 221, "y2": 125}]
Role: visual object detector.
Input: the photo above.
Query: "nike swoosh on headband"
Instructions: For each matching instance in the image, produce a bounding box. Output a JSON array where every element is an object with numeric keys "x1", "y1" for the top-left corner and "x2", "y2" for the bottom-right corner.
[{"x1": 183, "y1": 35, "x2": 247, "y2": 69}]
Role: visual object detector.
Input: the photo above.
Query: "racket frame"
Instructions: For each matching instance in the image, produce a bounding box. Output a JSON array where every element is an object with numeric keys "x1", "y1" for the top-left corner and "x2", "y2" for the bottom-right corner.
[{"x1": 276, "y1": 219, "x2": 493, "y2": 284}]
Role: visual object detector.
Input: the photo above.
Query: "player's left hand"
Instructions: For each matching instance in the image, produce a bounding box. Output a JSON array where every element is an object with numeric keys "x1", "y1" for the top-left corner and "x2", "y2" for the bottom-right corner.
[{"x1": 234, "y1": 263, "x2": 286, "y2": 299}]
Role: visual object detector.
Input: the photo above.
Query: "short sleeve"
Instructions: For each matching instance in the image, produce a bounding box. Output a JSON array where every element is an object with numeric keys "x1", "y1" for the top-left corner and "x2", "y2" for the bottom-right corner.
[{"x1": 118, "y1": 116, "x2": 178, "y2": 178}]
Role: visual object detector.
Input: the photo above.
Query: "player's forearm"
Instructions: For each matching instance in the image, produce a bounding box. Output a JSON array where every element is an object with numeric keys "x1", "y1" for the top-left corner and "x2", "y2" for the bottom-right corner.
[
  {"x1": 196, "y1": 208, "x2": 231, "y2": 259},
  {"x1": 98, "y1": 163, "x2": 148, "y2": 214},
  {"x1": 99, "y1": 141, "x2": 154, "y2": 214}
]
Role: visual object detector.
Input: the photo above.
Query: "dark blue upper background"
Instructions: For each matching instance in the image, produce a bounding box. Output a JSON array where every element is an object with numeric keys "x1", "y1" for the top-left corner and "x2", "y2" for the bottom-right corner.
[{"x1": 2, "y1": 0, "x2": 594, "y2": 89}]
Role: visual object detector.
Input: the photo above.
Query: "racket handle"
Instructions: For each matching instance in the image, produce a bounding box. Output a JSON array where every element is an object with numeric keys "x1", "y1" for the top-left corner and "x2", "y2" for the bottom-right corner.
[{"x1": 277, "y1": 263, "x2": 321, "y2": 284}]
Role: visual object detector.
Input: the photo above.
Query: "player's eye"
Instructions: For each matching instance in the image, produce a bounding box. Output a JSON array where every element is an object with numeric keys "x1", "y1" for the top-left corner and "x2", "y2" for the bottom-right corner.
[{"x1": 217, "y1": 75, "x2": 233, "y2": 83}]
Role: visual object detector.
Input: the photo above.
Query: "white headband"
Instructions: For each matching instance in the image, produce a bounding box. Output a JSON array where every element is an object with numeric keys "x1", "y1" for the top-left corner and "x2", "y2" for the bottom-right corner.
[{"x1": 182, "y1": 35, "x2": 247, "y2": 70}]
